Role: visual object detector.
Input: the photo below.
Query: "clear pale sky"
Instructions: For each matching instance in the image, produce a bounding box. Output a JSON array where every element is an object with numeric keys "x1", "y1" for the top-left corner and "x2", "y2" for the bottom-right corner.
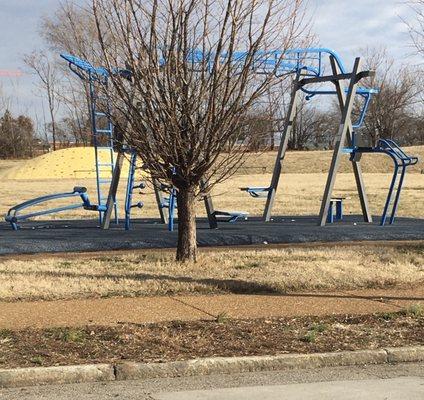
[{"x1": 0, "y1": 0, "x2": 418, "y2": 120}]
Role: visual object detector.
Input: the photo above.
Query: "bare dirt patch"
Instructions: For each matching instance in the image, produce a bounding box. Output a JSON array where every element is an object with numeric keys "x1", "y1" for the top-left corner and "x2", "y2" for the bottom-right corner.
[{"x1": 0, "y1": 309, "x2": 422, "y2": 369}]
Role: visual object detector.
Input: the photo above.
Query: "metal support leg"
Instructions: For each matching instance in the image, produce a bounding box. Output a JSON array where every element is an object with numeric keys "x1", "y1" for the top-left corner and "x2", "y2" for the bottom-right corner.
[
  {"x1": 327, "y1": 202, "x2": 334, "y2": 223},
  {"x1": 336, "y1": 201, "x2": 343, "y2": 220},
  {"x1": 168, "y1": 187, "x2": 177, "y2": 231},
  {"x1": 153, "y1": 178, "x2": 168, "y2": 224},
  {"x1": 200, "y1": 177, "x2": 218, "y2": 229},
  {"x1": 389, "y1": 165, "x2": 406, "y2": 225},
  {"x1": 263, "y1": 72, "x2": 302, "y2": 222},
  {"x1": 318, "y1": 58, "x2": 362, "y2": 226},
  {"x1": 102, "y1": 151, "x2": 125, "y2": 229},
  {"x1": 381, "y1": 164, "x2": 399, "y2": 226},
  {"x1": 124, "y1": 151, "x2": 137, "y2": 230},
  {"x1": 329, "y1": 56, "x2": 372, "y2": 224}
]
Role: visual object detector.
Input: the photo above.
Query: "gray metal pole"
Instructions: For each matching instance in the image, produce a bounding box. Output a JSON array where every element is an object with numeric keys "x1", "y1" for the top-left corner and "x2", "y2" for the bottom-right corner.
[
  {"x1": 102, "y1": 151, "x2": 124, "y2": 229},
  {"x1": 318, "y1": 57, "x2": 362, "y2": 226},
  {"x1": 153, "y1": 178, "x2": 168, "y2": 224},
  {"x1": 200, "y1": 177, "x2": 218, "y2": 229},
  {"x1": 329, "y1": 56, "x2": 372, "y2": 223},
  {"x1": 262, "y1": 72, "x2": 302, "y2": 222}
]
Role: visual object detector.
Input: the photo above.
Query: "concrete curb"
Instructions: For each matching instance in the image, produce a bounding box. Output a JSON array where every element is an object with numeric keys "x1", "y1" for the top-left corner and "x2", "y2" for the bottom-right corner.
[
  {"x1": 115, "y1": 349, "x2": 388, "y2": 380},
  {"x1": 1, "y1": 346, "x2": 423, "y2": 389},
  {"x1": 0, "y1": 364, "x2": 114, "y2": 388}
]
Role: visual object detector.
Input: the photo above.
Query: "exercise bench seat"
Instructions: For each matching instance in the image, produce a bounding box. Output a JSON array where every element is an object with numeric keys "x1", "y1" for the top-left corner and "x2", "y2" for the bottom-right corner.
[
  {"x1": 213, "y1": 210, "x2": 249, "y2": 223},
  {"x1": 240, "y1": 187, "x2": 270, "y2": 198}
]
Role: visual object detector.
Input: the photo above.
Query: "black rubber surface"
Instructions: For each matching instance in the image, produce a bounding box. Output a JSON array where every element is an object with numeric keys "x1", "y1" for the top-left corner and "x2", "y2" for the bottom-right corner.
[{"x1": 0, "y1": 215, "x2": 423, "y2": 255}]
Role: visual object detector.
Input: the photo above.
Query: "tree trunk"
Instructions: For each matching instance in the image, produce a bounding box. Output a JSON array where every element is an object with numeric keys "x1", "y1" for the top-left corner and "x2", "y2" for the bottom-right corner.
[
  {"x1": 48, "y1": 97, "x2": 57, "y2": 151},
  {"x1": 176, "y1": 187, "x2": 197, "y2": 262}
]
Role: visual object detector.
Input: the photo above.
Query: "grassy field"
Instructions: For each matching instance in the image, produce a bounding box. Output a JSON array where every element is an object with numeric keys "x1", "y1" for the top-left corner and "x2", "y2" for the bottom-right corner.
[
  {"x1": 0, "y1": 146, "x2": 422, "y2": 221},
  {"x1": 1, "y1": 146, "x2": 423, "y2": 178},
  {"x1": 0, "y1": 159, "x2": 24, "y2": 174},
  {"x1": 238, "y1": 146, "x2": 424, "y2": 175},
  {"x1": 0, "y1": 172, "x2": 423, "y2": 221},
  {"x1": 0, "y1": 150, "x2": 423, "y2": 304},
  {"x1": 0, "y1": 243, "x2": 423, "y2": 302}
]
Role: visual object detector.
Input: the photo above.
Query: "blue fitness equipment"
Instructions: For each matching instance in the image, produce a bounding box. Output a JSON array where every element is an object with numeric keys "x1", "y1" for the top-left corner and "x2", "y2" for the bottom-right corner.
[
  {"x1": 186, "y1": 48, "x2": 378, "y2": 129},
  {"x1": 5, "y1": 187, "x2": 100, "y2": 230},
  {"x1": 5, "y1": 48, "x2": 416, "y2": 230},
  {"x1": 190, "y1": 47, "x2": 390, "y2": 225},
  {"x1": 3, "y1": 54, "x2": 147, "y2": 231},
  {"x1": 62, "y1": 54, "x2": 162, "y2": 231},
  {"x1": 167, "y1": 167, "x2": 178, "y2": 232},
  {"x1": 224, "y1": 48, "x2": 418, "y2": 226},
  {"x1": 61, "y1": 54, "x2": 120, "y2": 225},
  {"x1": 124, "y1": 150, "x2": 144, "y2": 230},
  {"x1": 327, "y1": 198, "x2": 345, "y2": 224},
  {"x1": 61, "y1": 54, "x2": 177, "y2": 231},
  {"x1": 348, "y1": 139, "x2": 418, "y2": 225},
  {"x1": 156, "y1": 183, "x2": 178, "y2": 232}
]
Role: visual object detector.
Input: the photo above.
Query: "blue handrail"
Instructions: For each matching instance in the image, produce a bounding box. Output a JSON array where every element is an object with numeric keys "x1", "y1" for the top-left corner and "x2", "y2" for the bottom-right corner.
[
  {"x1": 353, "y1": 140, "x2": 418, "y2": 225},
  {"x1": 378, "y1": 139, "x2": 419, "y2": 165}
]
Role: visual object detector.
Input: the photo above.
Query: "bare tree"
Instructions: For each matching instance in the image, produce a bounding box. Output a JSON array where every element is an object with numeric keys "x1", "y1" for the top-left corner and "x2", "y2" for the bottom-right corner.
[
  {"x1": 92, "y1": 0, "x2": 306, "y2": 261},
  {"x1": 40, "y1": 0, "x2": 103, "y2": 146},
  {"x1": 56, "y1": 76, "x2": 92, "y2": 146},
  {"x1": 41, "y1": 0, "x2": 100, "y2": 60},
  {"x1": 0, "y1": 110, "x2": 35, "y2": 159},
  {"x1": 289, "y1": 99, "x2": 326, "y2": 150},
  {"x1": 406, "y1": 0, "x2": 424, "y2": 55},
  {"x1": 356, "y1": 47, "x2": 421, "y2": 146},
  {"x1": 24, "y1": 52, "x2": 61, "y2": 151}
]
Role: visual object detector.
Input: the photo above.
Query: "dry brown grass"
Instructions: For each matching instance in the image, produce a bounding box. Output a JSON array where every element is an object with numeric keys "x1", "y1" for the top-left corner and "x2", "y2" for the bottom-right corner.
[
  {"x1": 0, "y1": 146, "x2": 422, "y2": 221},
  {"x1": 238, "y1": 146, "x2": 424, "y2": 175},
  {"x1": 1, "y1": 151, "x2": 422, "y2": 305},
  {"x1": 1, "y1": 172, "x2": 422, "y2": 221},
  {"x1": 0, "y1": 159, "x2": 25, "y2": 174},
  {"x1": 2, "y1": 146, "x2": 422, "y2": 179},
  {"x1": 0, "y1": 243, "x2": 423, "y2": 302}
]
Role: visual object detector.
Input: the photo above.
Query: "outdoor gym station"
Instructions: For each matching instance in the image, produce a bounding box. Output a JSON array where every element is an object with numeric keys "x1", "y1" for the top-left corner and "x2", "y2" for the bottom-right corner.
[{"x1": 1, "y1": 47, "x2": 422, "y2": 254}]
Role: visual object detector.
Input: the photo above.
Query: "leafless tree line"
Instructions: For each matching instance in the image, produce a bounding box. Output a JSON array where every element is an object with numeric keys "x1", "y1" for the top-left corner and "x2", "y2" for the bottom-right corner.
[
  {"x1": 19, "y1": 1, "x2": 423, "y2": 157},
  {"x1": 0, "y1": 110, "x2": 35, "y2": 159}
]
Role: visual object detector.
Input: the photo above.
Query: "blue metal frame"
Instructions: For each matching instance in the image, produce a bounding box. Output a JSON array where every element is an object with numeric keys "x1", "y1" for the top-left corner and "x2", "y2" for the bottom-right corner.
[
  {"x1": 61, "y1": 49, "x2": 410, "y2": 231},
  {"x1": 353, "y1": 139, "x2": 418, "y2": 225},
  {"x1": 168, "y1": 187, "x2": 177, "y2": 232},
  {"x1": 124, "y1": 151, "x2": 137, "y2": 230},
  {"x1": 5, "y1": 187, "x2": 96, "y2": 230},
  {"x1": 159, "y1": 167, "x2": 178, "y2": 232},
  {"x1": 124, "y1": 151, "x2": 145, "y2": 230},
  {"x1": 186, "y1": 48, "x2": 378, "y2": 130},
  {"x1": 61, "y1": 53, "x2": 118, "y2": 225},
  {"x1": 237, "y1": 48, "x2": 388, "y2": 222}
]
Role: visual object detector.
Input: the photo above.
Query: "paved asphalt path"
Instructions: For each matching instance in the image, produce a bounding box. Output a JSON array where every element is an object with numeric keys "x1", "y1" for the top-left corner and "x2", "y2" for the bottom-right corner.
[
  {"x1": 155, "y1": 377, "x2": 424, "y2": 400},
  {"x1": 1, "y1": 215, "x2": 423, "y2": 255},
  {"x1": 1, "y1": 363, "x2": 423, "y2": 400}
]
